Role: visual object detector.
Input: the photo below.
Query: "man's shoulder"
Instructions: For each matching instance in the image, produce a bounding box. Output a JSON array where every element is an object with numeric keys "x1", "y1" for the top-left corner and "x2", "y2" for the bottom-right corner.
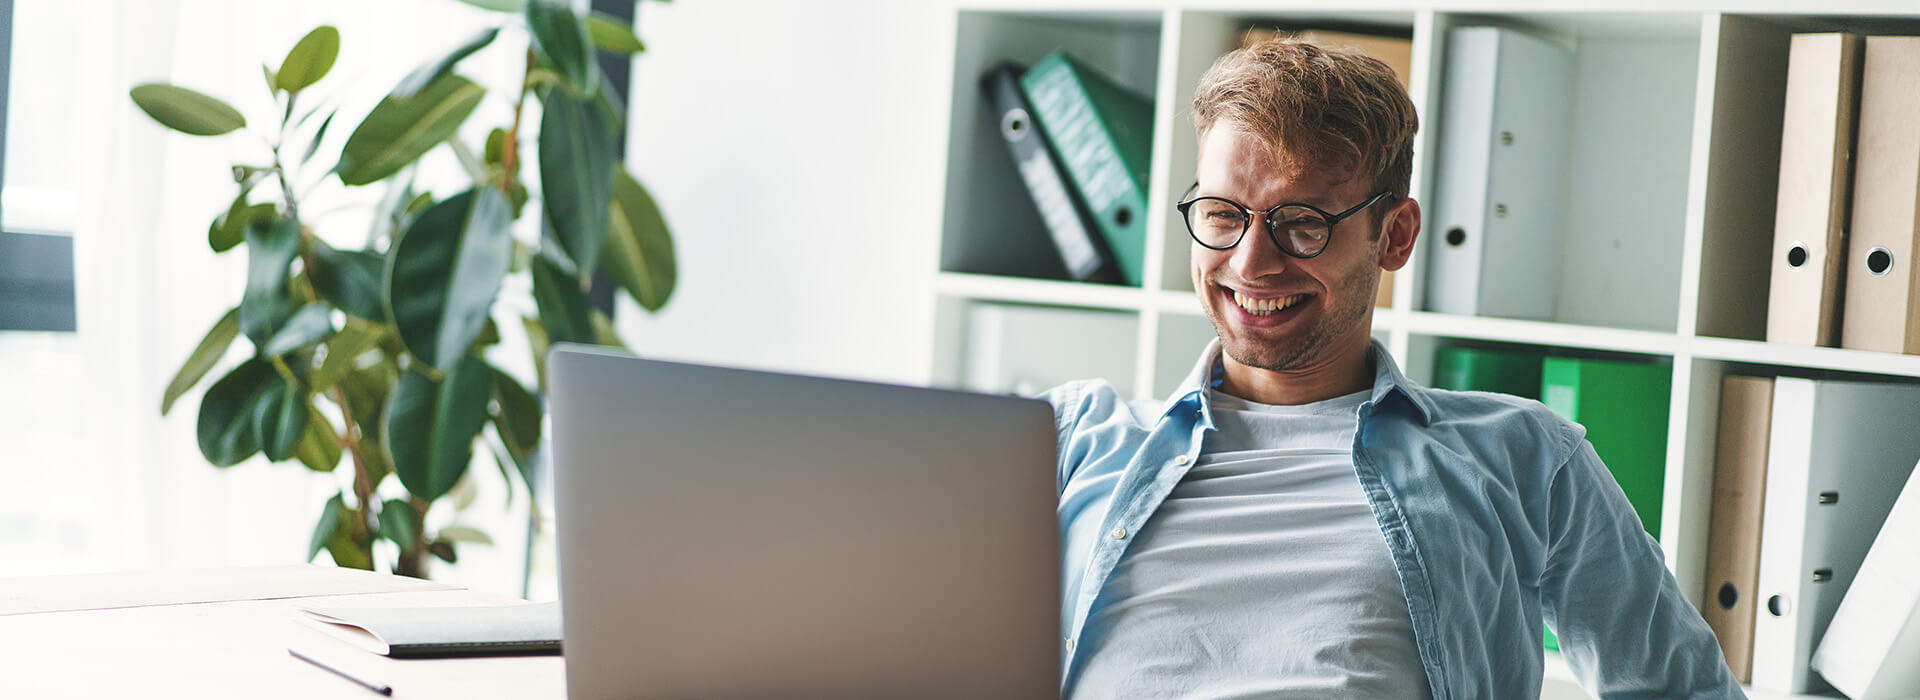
[
  {"x1": 1402, "y1": 384, "x2": 1586, "y2": 462},
  {"x1": 1037, "y1": 378, "x2": 1137, "y2": 427}
]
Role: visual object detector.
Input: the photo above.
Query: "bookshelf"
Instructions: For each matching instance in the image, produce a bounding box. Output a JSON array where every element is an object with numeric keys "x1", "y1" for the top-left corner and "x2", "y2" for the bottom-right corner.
[{"x1": 927, "y1": 2, "x2": 1920, "y2": 698}]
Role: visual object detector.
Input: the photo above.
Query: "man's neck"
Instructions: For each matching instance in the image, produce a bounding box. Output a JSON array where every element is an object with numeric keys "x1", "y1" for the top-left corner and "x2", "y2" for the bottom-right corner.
[{"x1": 1217, "y1": 341, "x2": 1375, "y2": 407}]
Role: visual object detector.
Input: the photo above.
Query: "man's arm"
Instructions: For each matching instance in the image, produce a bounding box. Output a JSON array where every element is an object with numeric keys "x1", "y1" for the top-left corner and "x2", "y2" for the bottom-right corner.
[{"x1": 1539, "y1": 438, "x2": 1744, "y2": 699}]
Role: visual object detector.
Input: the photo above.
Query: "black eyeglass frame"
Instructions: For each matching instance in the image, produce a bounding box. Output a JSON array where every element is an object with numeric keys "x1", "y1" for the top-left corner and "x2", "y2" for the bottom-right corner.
[{"x1": 1175, "y1": 182, "x2": 1394, "y2": 259}]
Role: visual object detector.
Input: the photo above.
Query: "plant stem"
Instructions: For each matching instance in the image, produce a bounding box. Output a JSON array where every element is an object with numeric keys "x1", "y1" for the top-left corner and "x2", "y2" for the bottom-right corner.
[
  {"x1": 329, "y1": 387, "x2": 374, "y2": 508},
  {"x1": 499, "y1": 48, "x2": 536, "y2": 196},
  {"x1": 396, "y1": 496, "x2": 431, "y2": 578},
  {"x1": 328, "y1": 384, "x2": 378, "y2": 570}
]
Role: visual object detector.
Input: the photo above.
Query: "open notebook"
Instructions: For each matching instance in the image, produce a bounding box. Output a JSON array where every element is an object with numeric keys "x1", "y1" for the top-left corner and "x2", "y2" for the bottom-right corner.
[{"x1": 300, "y1": 602, "x2": 562, "y2": 658}]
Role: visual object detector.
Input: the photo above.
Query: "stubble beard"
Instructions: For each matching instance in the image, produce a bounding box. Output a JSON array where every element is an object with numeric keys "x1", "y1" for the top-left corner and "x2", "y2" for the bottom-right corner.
[{"x1": 1208, "y1": 262, "x2": 1379, "y2": 374}]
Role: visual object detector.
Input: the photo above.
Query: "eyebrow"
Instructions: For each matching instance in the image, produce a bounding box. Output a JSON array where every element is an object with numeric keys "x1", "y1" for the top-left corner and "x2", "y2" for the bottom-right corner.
[{"x1": 1193, "y1": 183, "x2": 1338, "y2": 211}]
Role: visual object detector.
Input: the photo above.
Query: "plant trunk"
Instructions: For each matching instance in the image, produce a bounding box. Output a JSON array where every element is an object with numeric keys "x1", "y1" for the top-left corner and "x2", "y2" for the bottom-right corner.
[{"x1": 395, "y1": 544, "x2": 428, "y2": 579}]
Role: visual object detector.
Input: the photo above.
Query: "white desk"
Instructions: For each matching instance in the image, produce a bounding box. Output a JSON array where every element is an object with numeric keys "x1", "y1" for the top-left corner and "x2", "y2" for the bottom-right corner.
[{"x1": 0, "y1": 565, "x2": 565, "y2": 698}]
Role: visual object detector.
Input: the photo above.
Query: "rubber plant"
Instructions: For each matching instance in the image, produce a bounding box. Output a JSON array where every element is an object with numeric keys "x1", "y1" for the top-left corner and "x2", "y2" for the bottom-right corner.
[{"x1": 134, "y1": 0, "x2": 675, "y2": 578}]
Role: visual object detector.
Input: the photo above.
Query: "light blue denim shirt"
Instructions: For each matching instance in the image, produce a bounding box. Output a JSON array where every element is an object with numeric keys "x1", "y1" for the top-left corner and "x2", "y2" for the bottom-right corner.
[{"x1": 1045, "y1": 339, "x2": 1742, "y2": 699}]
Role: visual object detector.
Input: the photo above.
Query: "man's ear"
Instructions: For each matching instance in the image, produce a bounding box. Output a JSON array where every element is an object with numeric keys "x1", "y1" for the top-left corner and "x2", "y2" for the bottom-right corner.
[{"x1": 1378, "y1": 198, "x2": 1421, "y2": 272}]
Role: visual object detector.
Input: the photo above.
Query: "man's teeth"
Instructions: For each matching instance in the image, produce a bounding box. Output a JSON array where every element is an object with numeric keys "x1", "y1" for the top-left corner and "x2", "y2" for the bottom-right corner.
[{"x1": 1233, "y1": 291, "x2": 1307, "y2": 316}]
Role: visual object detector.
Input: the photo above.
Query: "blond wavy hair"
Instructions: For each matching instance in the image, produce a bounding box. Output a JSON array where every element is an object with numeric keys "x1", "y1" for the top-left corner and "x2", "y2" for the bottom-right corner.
[{"x1": 1192, "y1": 36, "x2": 1418, "y2": 201}]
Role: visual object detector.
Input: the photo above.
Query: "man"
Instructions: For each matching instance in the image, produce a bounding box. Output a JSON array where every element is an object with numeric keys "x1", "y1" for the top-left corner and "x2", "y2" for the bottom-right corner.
[{"x1": 1045, "y1": 39, "x2": 1741, "y2": 698}]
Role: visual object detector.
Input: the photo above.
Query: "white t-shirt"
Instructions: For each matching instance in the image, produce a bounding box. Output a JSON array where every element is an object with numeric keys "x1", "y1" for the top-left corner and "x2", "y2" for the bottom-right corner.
[{"x1": 1069, "y1": 388, "x2": 1433, "y2": 699}]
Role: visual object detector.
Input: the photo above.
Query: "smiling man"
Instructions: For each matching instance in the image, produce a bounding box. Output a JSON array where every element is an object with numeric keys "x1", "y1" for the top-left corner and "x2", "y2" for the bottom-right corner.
[{"x1": 1044, "y1": 39, "x2": 1741, "y2": 699}]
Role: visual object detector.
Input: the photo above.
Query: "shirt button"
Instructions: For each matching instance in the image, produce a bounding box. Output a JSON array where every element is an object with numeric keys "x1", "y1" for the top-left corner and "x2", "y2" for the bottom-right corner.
[
  {"x1": 1111, "y1": 527, "x2": 1127, "y2": 540},
  {"x1": 1066, "y1": 638, "x2": 1077, "y2": 652},
  {"x1": 1174, "y1": 455, "x2": 1189, "y2": 466}
]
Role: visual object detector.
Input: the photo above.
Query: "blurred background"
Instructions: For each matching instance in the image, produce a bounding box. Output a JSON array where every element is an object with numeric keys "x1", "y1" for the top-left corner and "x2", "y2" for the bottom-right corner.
[{"x1": 0, "y1": 0, "x2": 951, "y2": 598}]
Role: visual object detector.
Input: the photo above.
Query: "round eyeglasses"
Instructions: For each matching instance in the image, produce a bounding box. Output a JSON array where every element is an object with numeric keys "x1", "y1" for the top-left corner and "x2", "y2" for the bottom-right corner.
[{"x1": 1175, "y1": 182, "x2": 1393, "y2": 259}]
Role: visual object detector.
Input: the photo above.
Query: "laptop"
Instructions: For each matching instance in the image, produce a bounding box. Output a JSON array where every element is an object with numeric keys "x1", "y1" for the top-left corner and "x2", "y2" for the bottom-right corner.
[{"x1": 547, "y1": 346, "x2": 1061, "y2": 699}]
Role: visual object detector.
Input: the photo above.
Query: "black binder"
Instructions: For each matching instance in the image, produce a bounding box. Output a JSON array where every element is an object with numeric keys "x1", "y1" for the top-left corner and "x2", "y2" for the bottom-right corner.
[{"x1": 980, "y1": 62, "x2": 1121, "y2": 284}]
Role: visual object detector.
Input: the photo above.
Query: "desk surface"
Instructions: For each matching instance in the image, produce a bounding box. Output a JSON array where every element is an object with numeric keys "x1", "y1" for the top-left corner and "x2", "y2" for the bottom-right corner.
[{"x1": 0, "y1": 565, "x2": 565, "y2": 699}]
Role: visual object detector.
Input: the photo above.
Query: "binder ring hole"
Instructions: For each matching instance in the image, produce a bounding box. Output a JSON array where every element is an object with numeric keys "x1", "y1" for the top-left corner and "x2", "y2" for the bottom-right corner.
[
  {"x1": 1818, "y1": 491, "x2": 1839, "y2": 505},
  {"x1": 1787, "y1": 244, "x2": 1809, "y2": 268},
  {"x1": 1867, "y1": 247, "x2": 1894, "y2": 276},
  {"x1": 1716, "y1": 583, "x2": 1738, "y2": 611},
  {"x1": 1114, "y1": 207, "x2": 1132, "y2": 227},
  {"x1": 1000, "y1": 109, "x2": 1030, "y2": 142},
  {"x1": 1813, "y1": 568, "x2": 1834, "y2": 583},
  {"x1": 1767, "y1": 595, "x2": 1790, "y2": 617},
  {"x1": 1446, "y1": 227, "x2": 1466, "y2": 247}
]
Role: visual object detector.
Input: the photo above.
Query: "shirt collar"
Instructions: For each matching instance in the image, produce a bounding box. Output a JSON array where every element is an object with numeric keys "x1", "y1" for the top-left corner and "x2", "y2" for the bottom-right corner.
[{"x1": 1160, "y1": 338, "x2": 1435, "y2": 426}]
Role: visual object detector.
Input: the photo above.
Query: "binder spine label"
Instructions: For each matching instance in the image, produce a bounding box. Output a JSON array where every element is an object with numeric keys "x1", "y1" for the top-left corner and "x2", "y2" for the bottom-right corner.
[{"x1": 1016, "y1": 142, "x2": 1101, "y2": 277}]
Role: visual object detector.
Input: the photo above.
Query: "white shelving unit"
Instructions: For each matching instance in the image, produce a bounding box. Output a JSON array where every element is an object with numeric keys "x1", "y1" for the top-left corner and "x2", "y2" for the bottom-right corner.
[{"x1": 927, "y1": 3, "x2": 1920, "y2": 698}]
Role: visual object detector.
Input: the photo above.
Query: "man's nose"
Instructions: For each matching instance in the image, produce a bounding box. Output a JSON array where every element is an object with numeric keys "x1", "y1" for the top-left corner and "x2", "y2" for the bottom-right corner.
[{"x1": 1228, "y1": 224, "x2": 1289, "y2": 276}]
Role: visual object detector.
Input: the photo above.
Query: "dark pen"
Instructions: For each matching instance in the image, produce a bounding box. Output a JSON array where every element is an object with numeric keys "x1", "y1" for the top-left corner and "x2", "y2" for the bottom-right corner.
[{"x1": 289, "y1": 648, "x2": 394, "y2": 696}]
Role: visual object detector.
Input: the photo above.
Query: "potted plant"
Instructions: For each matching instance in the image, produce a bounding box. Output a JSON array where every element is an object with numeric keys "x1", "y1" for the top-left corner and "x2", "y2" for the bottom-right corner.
[{"x1": 134, "y1": 0, "x2": 674, "y2": 578}]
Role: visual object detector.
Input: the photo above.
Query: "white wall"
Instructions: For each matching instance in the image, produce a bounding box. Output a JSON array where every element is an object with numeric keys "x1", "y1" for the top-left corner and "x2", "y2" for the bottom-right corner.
[{"x1": 614, "y1": 0, "x2": 954, "y2": 386}]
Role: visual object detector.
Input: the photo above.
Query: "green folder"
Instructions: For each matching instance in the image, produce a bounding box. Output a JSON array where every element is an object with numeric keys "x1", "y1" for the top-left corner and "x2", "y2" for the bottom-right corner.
[
  {"x1": 1431, "y1": 345, "x2": 1545, "y2": 399},
  {"x1": 1020, "y1": 51, "x2": 1153, "y2": 287},
  {"x1": 1537, "y1": 355, "x2": 1672, "y2": 652}
]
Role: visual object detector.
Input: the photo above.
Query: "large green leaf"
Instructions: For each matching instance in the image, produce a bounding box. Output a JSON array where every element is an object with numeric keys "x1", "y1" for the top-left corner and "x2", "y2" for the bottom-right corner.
[
  {"x1": 489, "y1": 365, "x2": 542, "y2": 465},
  {"x1": 603, "y1": 169, "x2": 678, "y2": 312},
  {"x1": 309, "y1": 241, "x2": 387, "y2": 322},
  {"x1": 309, "y1": 492, "x2": 345, "y2": 561},
  {"x1": 262, "y1": 303, "x2": 334, "y2": 357},
  {"x1": 586, "y1": 13, "x2": 646, "y2": 55},
  {"x1": 526, "y1": 0, "x2": 597, "y2": 95},
  {"x1": 393, "y1": 27, "x2": 498, "y2": 99},
  {"x1": 314, "y1": 496, "x2": 372, "y2": 570},
  {"x1": 378, "y1": 498, "x2": 419, "y2": 548},
  {"x1": 275, "y1": 26, "x2": 340, "y2": 94},
  {"x1": 387, "y1": 188, "x2": 513, "y2": 371},
  {"x1": 295, "y1": 403, "x2": 343, "y2": 472},
  {"x1": 130, "y1": 83, "x2": 246, "y2": 136},
  {"x1": 385, "y1": 356, "x2": 491, "y2": 502},
  {"x1": 327, "y1": 525, "x2": 373, "y2": 570},
  {"x1": 338, "y1": 74, "x2": 485, "y2": 186},
  {"x1": 196, "y1": 359, "x2": 275, "y2": 466},
  {"x1": 212, "y1": 200, "x2": 276, "y2": 254},
  {"x1": 240, "y1": 217, "x2": 302, "y2": 350},
  {"x1": 253, "y1": 373, "x2": 309, "y2": 462},
  {"x1": 162, "y1": 308, "x2": 240, "y2": 416},
  {"x1": 531, "y1": 255, "x2": 594, "y2": 347},
  {"x1": 539, "y1": 91, "x2": 613, "y2": 275}
]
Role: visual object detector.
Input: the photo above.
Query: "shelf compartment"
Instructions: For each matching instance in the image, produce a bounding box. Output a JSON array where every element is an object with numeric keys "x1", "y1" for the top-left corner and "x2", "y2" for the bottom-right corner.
[
  {"x1": 1417, "y1": 11, "x2": 1702, "y2": 333},
  {"x1": 939, "y1": 10, "x2": 1162, "y2": 285},
  {"x1": 1690, "y1": 13, "x2": 1920, "y2": 343}
]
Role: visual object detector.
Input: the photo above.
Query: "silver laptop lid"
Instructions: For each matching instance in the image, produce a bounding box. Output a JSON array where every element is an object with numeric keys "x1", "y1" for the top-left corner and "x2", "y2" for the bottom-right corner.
[{"x1": 549, "y1": 346, "x2": 1060, "y2": 700}]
